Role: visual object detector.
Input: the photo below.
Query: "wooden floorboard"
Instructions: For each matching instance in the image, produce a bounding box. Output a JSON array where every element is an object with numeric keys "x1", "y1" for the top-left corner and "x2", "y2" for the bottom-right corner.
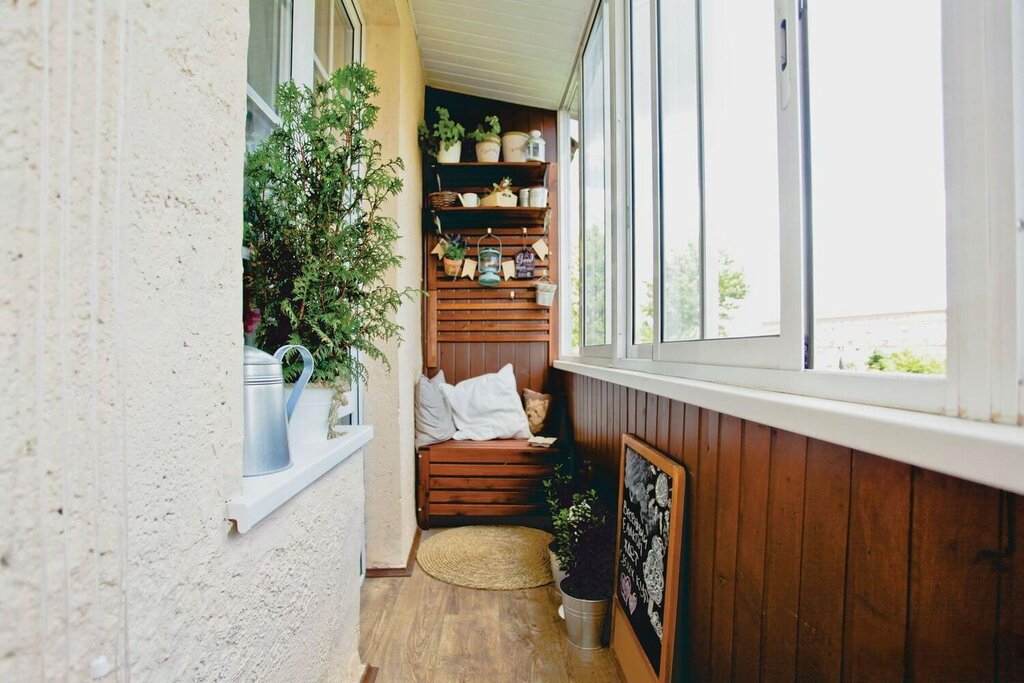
[{"x1": 359, "y1": 532, "x2": 621, "y2": 683}]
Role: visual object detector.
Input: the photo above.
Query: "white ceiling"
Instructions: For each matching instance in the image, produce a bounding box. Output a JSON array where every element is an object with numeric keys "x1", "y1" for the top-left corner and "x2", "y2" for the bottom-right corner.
[{"x1": 409, "y1": 0, "x2": 594, "y2": 110}]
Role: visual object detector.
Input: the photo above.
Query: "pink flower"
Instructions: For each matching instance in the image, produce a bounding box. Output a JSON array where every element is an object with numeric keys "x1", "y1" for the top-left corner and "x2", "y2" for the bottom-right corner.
[{"x1": 244, "y1": 307, "x2": 261, "y2": 334}]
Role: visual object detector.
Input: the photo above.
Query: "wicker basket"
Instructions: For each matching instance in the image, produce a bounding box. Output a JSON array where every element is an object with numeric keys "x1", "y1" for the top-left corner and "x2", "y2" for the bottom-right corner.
[{"x1": 429, "y1": 191, "x2": 460, "y2": 210}]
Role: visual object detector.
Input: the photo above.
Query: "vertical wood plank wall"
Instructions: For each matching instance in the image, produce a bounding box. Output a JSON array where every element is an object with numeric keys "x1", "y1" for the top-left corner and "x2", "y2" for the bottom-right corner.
[
  {"x1": 422, "y1": 88, "x2": 559, "y2": 391},
  {"x1": 563, "y1": 372, "x2": 1023, "y2": 682}
]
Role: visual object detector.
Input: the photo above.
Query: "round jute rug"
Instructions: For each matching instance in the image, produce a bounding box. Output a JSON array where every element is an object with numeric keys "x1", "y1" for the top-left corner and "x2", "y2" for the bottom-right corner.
[{"x1": 416, "y1": 526, "x2": 554, "y2": 590}]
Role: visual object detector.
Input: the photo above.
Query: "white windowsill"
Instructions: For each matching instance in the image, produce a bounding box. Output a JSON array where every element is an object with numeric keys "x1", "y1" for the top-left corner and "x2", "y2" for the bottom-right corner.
[
  {"x1": 555, "y1": 359, "x2": 1024, "y2": 495},
  {"x1": 226, "y1": 425, "x2": 373, "y2": 533}
]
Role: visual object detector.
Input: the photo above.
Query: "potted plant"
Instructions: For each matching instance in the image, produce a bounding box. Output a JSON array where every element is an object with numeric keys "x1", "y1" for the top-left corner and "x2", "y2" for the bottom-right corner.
[
  {"x1": 418, "y1": 106, "x2": 465, "y2": 163},
  {"x1": 244, "y1": 63, "x2": 418, "y2": 440},
  {"x1": 544, "y1": 461, "x2": 575, "y2": 588},
  {"x1": 553, "y1": 489, "x2": 615, "y2": 650},
  {"x1": 480, "y1": 176, "x2": 517, "y2": 207},
  {"x1": 501, "y1": 130, "x2": 530, "y2": 162},
  {"x1": 469, "y1": 115, "x2": 501, "y2": 162},
  {"x1": 442, "y1": 235, "x2": 467, "y2": 277}
]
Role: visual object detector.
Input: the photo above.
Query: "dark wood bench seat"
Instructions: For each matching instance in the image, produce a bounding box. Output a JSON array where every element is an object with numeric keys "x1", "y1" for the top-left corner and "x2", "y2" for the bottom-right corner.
[{"x1": 416, "y1": 439, "x2": 561, "y2": 529}]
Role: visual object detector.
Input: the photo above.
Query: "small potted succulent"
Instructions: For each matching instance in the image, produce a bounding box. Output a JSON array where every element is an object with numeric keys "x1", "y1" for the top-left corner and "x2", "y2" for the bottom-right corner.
[
  {"x1": 553, "y1": 489, "x2": 615, "y2": 650},
  {"x1": 480, "y1": 176, "x2": 517, "y2": 207},
  {"x1": 469, "y1": 115, "x2": 502, "y2": 162},
  {"x1": 418, "y1": 106, "x2": 465, "y2": 163},
  {"x1": 442, "y1": 234, "x2": 467, "y2": 277}
]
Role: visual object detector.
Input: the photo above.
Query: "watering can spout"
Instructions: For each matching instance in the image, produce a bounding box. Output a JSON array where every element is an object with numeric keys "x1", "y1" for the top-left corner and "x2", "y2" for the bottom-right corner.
[{"x1": 273, "y1": 345, "x2": 314, "y2": 421}]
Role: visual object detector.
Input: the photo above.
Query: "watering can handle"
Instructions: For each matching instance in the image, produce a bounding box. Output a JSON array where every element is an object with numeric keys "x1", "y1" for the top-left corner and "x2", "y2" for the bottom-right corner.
[{"x1": 273, "y1": 345, "x2": 314, "y2": 420}]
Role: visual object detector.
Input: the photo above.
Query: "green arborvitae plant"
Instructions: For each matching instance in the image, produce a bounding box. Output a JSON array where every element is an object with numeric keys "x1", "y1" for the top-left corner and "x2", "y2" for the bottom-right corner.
[
  {"x1": 469, "y1": 114, "x2": 501, "y2": 142},
  {"x1": 244, "y1": 63, "x2": 418, "y2": 388},
  {"x1": 418, "y1": 106, "x2": 465, "y2": 157}
]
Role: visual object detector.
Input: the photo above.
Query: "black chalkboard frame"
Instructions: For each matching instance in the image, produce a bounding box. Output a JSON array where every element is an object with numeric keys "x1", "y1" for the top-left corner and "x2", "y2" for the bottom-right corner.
[{"x1": 610, "y1": 434, "x2": 687, "y2": 683}]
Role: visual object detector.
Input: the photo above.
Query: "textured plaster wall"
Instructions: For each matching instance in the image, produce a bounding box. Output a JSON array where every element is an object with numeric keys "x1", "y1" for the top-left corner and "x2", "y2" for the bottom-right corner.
[
  {"x1": 362, "y1": 0, "x2": 425, "y2": 569},
  {"x1": 2, "y1": 1, "x2": 364, "y2": 680}
]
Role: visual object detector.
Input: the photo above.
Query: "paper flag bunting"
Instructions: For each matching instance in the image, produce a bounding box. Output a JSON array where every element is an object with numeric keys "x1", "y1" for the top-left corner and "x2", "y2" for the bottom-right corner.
[
  {"x1": 461, "y1": 258, "x2": 477, "y2": 280},
  {"x1": 431, "y1": 239, "x2": 447, "y2": 260},
  {"x1": 532, "y1": 238, "x2": 550, "y2": 260},
  {"x1": 501, "y1": 260, "x2": 516, "y2": 281}
]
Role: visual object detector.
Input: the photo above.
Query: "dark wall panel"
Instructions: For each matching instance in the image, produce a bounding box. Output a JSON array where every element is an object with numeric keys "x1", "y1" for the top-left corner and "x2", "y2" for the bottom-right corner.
[{"x1": 561, "y1": 371, "x2": 1023, "y2": 682}]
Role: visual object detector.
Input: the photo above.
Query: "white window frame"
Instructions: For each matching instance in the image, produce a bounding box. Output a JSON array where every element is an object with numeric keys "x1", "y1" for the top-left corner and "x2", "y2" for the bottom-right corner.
[
  {"x1": 560, "y1": 0, "x2": 1022, "y2": 423},
  {"x1": 246, "y1": 0, "x2": 294, "y2": 122}
]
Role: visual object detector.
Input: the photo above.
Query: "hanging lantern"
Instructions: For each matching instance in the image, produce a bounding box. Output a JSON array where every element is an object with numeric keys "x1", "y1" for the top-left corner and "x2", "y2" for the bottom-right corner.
[
  {"x1": 526, "y1": 130, "x2": 546, "y2": 162},
  {"x1": 477, "y1": 229, "x2": 502, "y2": 287}
]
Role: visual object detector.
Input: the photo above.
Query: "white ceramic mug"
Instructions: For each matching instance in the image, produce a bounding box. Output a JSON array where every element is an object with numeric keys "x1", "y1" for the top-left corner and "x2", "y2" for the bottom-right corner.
[
  {"x1": 459, "y1": 192, "x2": 479, "y2": 207},
  {"x1": 528, "y1": 187, "x2": 548, "y2": 208}
]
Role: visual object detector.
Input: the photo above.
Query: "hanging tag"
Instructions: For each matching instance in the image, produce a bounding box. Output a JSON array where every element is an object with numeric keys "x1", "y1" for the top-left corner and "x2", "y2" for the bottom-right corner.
[
  {"x1": 461, "y1": 258, "x2": 477, "y2": 280},
  {"x1": 431, "y1": 239, "x2": 447, "y2": 260},
  {"x1": 502, "y1": 260, "x2": 516, "y2": 281},
  {"x1": 532, "y1": 238, "x2": 549, "y2": 260}
]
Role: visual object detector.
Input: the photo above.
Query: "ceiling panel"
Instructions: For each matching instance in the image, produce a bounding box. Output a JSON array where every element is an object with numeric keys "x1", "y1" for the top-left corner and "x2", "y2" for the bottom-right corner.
[{"x1": 410, "y1": 0, "x2": 593, "y2": 110}]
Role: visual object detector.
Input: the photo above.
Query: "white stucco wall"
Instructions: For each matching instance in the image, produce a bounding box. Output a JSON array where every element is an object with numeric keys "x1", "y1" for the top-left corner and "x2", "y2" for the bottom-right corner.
[
  {"x1": 362, "y1": 0, "x2": 425, "y2": 569},
  {"x1": 2, "y1": 1, "x2": 365, "y2": 680}
]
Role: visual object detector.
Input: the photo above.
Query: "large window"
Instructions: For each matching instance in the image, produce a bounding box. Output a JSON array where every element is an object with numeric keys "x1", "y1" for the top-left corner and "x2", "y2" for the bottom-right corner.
[
  {"x1": 582, "y1": 6, "x2": 611, "y2": 349},
  {"x1": 563, "y1": 0, "x2": 1021, "y2": 420},
  {"x1": 246, "y1": 0, "x2": 293, "y2": 151},
  {"x1": 314, "y1": 0, "x2": 356, "y2": 83}
]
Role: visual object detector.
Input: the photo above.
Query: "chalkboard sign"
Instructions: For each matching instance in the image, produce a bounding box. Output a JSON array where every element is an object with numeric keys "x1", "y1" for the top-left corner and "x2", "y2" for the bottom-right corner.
[{"x1": 611, "y1": 435, "x2": 686, "y2": 683}]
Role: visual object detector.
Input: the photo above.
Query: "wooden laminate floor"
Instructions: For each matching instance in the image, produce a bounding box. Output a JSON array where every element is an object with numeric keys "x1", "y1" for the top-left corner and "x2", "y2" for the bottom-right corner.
[{"x1": 359, "y1": 544, "x2": 622, "y2": 682}]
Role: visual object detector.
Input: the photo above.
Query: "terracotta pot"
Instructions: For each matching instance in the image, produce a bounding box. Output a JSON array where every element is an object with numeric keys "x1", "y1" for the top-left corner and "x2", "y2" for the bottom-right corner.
[{"x1": 443, "y1": 257, "x2": 463, "y2": 277}]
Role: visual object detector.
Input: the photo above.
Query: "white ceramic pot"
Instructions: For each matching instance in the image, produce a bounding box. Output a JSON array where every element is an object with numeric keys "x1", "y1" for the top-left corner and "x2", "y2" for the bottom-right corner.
[
  {"x1": 501, "y1": 131, "x2": 529, "y2": 162},
  {"x1": 475, "y1": 137, "x2": 501, "y2": 162},
  {"x1": 536, "y1": 281, "x2": 557, "y2": 307},
  {"x1": 436, "y1": 140, "x2": 463, "y2": 163},
  {"x1": 284, "y1": 385, "x2": 334, "y2": 444}
]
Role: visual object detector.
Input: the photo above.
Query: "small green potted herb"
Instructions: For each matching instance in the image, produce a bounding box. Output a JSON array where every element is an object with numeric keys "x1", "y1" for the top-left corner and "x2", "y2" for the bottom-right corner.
[
  {"x1": 418, "y1": 106, "x2": 465, "y2": 163},
  {"x1": 469, "y1": 114, "x2": 501, "y2": 162},
  {"x1": 442, "y1": 234, "x2": 467, "y2": 277}
]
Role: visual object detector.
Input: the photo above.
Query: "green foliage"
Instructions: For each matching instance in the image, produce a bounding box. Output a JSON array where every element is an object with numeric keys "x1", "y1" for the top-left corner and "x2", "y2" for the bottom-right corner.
[
  {"x1": 468, "y1": 114, "x2": 501, "y2": 142},
  {"x1": 866, "y1": 348, "x2": 945, "y2": 374},
  {"x1": 244, "y1": 63, "x2": 418, "y2": 387},
  {"x1": 443, "y1": 234, "x2": 467, "y2": 261},
  {"x1": 552, "y1": 490, "x2": 614, "y2": 599},
  {"x1": 543, "y1": 460, "x2": 576, "y2": 519},
  {"x1": 636, "y1": 243, "x2": 749, "y2": 343},
  {"x1": 418, "y1": 106, "x2": 465, "y2": 157}
]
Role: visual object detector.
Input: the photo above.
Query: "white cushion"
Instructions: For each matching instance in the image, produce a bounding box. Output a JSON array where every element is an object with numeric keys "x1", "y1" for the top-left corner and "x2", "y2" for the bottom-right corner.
[
  {"x1": 441, "y1": 364, "x2": 532, "y2": 441},
  {"x1": 415, "y1": 371, "x2": 456, "y2": 448}
]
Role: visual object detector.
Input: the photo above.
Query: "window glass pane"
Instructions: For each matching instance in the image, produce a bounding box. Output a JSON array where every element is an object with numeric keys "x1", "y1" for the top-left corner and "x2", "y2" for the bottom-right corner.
[
  {"x1": 583, "y1": 11, "x2": 610, "y2": 347},
  {"x1": 701, "y1": 0, "x2": 780, "y2": 339},
  {"x1": 332, "y1": 2, "x2": 355, "y2": 70},
  {"x1": 631, "y1": 0, "x2": 655, "y2": 345},
  {"x1": 659, "y1": 0, "x2": 701, "y2": 342},
  {"x1": 809, "y1": 2, "x2": 946, "y2": 374},
  {"x1": 568, "y1": 90, "x2": 582, "y2": 353},
  {"x1": 248, "y1": 0, "x2": 291, "y2": 108},
  {"x1": 315, "y1": 0, "x2": 330, "y2": 69}
]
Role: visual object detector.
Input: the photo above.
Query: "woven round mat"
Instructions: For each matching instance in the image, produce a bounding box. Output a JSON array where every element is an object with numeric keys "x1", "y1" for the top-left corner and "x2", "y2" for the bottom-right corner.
[{"x1": 417, "y1": 526, "x2": 554, "y2": 590}]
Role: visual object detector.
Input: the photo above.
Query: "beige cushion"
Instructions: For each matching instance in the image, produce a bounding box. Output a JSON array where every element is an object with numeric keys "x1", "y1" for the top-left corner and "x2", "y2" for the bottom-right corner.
[{"x1": 415, "y1": 371, "x2": 455, "y2": 448}]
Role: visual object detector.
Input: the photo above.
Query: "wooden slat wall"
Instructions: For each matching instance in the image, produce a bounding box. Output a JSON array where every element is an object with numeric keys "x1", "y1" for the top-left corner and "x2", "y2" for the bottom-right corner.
[
  {"x1": 422, "y1": 88, "x2": 559, "y2": 391},
  {"x1": 563, "y1": 371, "x2": 1024, "y2": 682}
]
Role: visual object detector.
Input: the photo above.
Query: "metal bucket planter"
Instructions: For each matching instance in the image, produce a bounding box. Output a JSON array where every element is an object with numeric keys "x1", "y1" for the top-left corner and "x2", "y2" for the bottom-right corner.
[
  {"x1": 535, "y1": 279, "x2": 557, "y2": 307},
  {"x1": 559, "y1": 580, "x2": 609, "y2": 650}
]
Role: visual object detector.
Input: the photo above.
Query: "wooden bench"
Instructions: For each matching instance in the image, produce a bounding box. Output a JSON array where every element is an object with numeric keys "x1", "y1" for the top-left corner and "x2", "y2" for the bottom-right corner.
[{"x1": 416, "y1": 439, "x2": 561, "y2": 529}]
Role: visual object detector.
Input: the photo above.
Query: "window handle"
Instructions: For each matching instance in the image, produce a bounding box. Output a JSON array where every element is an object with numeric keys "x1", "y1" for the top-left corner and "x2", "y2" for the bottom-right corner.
[
  {"x1": 778, "y1": 19, "x2": 788, "y2": 73},
  {"x1": 778, "y1": 16, "x2": 792, "y2": 109}
]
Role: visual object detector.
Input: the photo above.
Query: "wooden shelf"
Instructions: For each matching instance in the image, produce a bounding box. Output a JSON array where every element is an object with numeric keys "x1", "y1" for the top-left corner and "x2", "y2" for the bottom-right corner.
[
  {"x1": 431, "y1": 206, "x2": 549, "y2": 229},
  {"x1": 430, "y1": 162, "x2": 549, "y2": 190}
]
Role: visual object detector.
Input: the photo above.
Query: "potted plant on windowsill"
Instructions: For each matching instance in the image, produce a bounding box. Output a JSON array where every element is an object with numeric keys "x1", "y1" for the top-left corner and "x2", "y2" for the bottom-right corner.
[
  {"x1": 469, "y1": 115, "x2": 501, "y2": 162},
  {"x1": 418, "y1": 106, "x2": 465, "y2": 163},
  {"x1": 442, "y1": 234, "x2": 467, "y2": 278},
  {"x1": 553, "y1": 489, "x2": 615, "y2": 650},
  {"x1": 244, "y1": 63, "x2": 418, "y2": 441}
]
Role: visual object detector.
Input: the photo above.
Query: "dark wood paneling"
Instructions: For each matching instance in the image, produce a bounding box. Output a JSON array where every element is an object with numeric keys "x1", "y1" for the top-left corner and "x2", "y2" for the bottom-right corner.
[
  {"x1": 559, "y1": 371, "x2": 1024, "y2": 682},
  {"x1": 422, "y1": 88, "x2": 559, "y2": 393}
]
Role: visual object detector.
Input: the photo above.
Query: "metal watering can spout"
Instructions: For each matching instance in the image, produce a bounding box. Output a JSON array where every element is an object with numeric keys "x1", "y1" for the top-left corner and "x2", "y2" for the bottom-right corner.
[{"x1": 273, "y1": 345, "x2": 314, "y2": 421}]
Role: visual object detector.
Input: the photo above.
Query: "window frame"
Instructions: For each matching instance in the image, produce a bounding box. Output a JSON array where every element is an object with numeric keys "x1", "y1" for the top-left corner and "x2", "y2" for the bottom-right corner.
[{"x1": 560, "y1": 0, "x2": 1022, "y2": 422}]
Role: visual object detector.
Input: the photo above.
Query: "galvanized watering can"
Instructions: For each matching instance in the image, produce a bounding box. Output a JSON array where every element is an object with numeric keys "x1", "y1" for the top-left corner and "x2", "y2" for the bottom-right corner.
[{"x1": 242, "y1": 345, "x2": 313, "y2": 477}]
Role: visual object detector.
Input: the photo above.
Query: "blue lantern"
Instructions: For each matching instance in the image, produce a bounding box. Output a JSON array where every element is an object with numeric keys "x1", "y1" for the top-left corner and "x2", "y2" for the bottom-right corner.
[{"x1": 477, "y1": 229, "x2": 502, "y2": 287}]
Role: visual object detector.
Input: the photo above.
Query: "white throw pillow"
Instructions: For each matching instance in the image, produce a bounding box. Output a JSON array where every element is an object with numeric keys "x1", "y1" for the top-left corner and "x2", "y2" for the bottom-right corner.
[
  {"x1": 441, "y1": 364, "x2": 532, "y2": 441},
  {"x1": 414, "y1": 370, "x2": 455, "y2": 448}
]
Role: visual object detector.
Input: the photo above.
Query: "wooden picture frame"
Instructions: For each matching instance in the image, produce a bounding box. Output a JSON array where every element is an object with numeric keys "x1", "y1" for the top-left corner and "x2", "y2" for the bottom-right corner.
[{"x1": 610, "y1": 434, "x2": 687, "y2": 683}]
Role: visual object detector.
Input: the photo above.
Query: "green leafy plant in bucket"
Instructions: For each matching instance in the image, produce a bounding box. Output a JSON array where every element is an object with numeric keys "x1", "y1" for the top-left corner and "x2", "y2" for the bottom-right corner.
[
  {"x1": 552, "y1": 489, "x2": 615, "y2": 600},
  {"x1": 244, "y1": 63, "x2": 418, "y2": 387},
  {"x1": 418, "y1": 106, "x2": 465, "y2": 157},
  {"x1": 469, "y1": 114, "x2": 501, "y2": 142}
]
